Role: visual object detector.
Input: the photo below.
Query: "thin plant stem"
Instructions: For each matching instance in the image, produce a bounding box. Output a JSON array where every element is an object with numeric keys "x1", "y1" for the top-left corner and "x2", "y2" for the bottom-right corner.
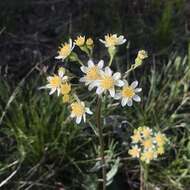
[
  {"x1": 140, "y1": 162, "x2": 145, "y2": 190},
  {"x1": 140, "y1": 162, "x2": 148, "y2": 190},
  {"x1": 108, "y1": 55, "x2": 114, "y2": 67},
  {"x1": 96, "y1": 96, "x2": 106, "y2": 190}
]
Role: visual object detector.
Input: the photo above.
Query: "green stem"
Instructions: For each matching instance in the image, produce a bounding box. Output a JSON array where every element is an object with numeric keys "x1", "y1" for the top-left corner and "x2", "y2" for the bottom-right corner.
[
  {"x1": 140, "y1": 162, "x2": 148, "y2": 190},
  {"x1": 96, "y1": 96, "x2": 106, "y2": 190},
  {"x1": 108, "y1": 55, "x2": 114, "y2": 67},
  {"x1": 123, "y1": 65, "x2": 135, "y2": 78}
]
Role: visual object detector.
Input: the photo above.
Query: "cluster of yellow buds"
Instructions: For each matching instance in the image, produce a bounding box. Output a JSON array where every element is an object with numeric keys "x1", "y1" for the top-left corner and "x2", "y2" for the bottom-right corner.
[
  {"x1": 75, "y1": 36, "x2": 94, "y2": 47},
  {"x1": 74, "y1": 36, "x2": 94, "y2": 56},
  {"x1": 128, "y1": 126, "x2": 167, "y2": 164},
  {"x1": 135, "y1": 50, "x2": 148, "y2": 67}
]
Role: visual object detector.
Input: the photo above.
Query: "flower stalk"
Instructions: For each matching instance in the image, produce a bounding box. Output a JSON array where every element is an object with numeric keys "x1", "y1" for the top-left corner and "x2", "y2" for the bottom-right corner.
[
  {"x1": 140, "y1": 161, "x2": 148, "y2": 190},
  {"x1": 96, "y1": 96, "x2": 106, "y2": 190}
]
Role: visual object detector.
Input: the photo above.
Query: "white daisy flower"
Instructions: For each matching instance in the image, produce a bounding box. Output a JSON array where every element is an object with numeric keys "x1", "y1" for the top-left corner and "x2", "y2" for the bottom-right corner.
[
  {"x1": 99, "y1": 34, "x2": 126, "y2": 48},
  {"x1": 95, "y1": 67, "x2": 124, "y2": 97},
  {"x1": 41, "y1": 67, "x2": 68, "y2": 96},
  {"x1": 79, "y1": 59, "x2": 104, "y2": 91},
  {"x1": 115, "y1": 80, "x2": 142, "y2": 107},
  {"x1": 55, "y1": 39, "x2": 75, "y2": 61},
  {"x1": 70, "y1": 101, "x2": 93, "y2": 124}
]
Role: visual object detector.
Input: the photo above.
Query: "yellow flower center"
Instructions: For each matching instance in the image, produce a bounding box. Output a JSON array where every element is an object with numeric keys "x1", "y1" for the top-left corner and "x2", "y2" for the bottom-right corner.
[
  {"x1": 142, "y1": 150, "x2": 154, "y2": 161},
  {"x1": 122, "y1": 86, "x2": 135, "y2": 98},
  {"x1": 132, "y1": 131, "x2": 142, "y2": 143},
  {"x1": 100, "y1": 76, "x2": 114, "y2": 89},
  {"x1": 105, "y1": 35, "x2": 117, "y2": 47},
  {"x1": 155, "y1": 134, "x2": 165, "y2": 146},
  {"x1": 49, "y1": 75, "x2": 62, "y2": 88},
  {"x1": 129, "y1": 147, "x2": 140, "y2": 158},
  {"x1": 60, "y1": 83, "x2": 71, "y2": 95},
  {"x1": 86, "y1": 38, "x2": 93, "y2": 46},
  {"x1": 142, "y1": 128, "x2": 152, "y2": 138},
  {"x1": 86, "y1": 67, "x2": 100, "y2": 80},
  {"x1": 58, "y1": 43, "x2": 71, "y2": 58},
  {"x1": 75, "y1": 36, "x2": 85, "y2": 46},
  {"x1": 71, "y1": 102, "x2": 85, "y2": 117},
  {"x1": 142, "y1": 139, "x2": 153, "y2": 149}
]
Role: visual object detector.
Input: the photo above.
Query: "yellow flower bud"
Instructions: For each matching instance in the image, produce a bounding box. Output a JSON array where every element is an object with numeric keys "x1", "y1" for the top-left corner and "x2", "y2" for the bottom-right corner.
[
  {"x1": 86, "y1": 38, "x2": 94, "y2": 46},
  {"x1": 137, "y1": 50, "x2": 148, "y2": 60},
  {"x1": 63, "y1": 94, "x2": 70, "y2": 103},
  {"x1": 75, "y1": 36, "x2": 85, "y2": 47}
]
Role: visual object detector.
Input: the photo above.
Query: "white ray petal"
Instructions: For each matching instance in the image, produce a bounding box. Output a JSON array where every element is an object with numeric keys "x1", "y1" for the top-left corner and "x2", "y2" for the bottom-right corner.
[
  {"x1": 116, "y1": 80, "x2": 124, "y2": 87},
  {"x1": 57, "y1": 89, "x2": 60, "y2": 96},
  {"x1": 98, "y1": 60, "x2": 104, "y2": 69},
  {"x1": 76, "y1": 116, "x2": 82, "y2": 124},
  {"x1": 96, "y1": 87, "x2": 104, "y2": 94},
  {"x1": 133, "y1": 95, "x2": 141, "y2": 102},
  {"x1": 135, "y1": 88, "x2": 142, "y2": 93},
  {"x1": 70, "y1": 112, "x2": 75, "y2": 118},
  {"x1": 121, "y1": 98, "x2": 127, "y2": 107},
  {"x1": 88, "y1": 60, "x2": 94, "y2": 67},
  {"x1": 49, "y1": 88, "x2": 56, "y2": 95},
  {"x1": 113, "y1": 72, "x2": 121, "y2": 80},
  {"x1": 88, "y1": 82, "x2": 96, "y2": 91},
  {"x1": 127, "y1": 99, "x2": 133, "y2": 107},
  {"x1": 105, "y1": 67, "x2": 112, "y2": 76},
  {"x1": 114, "y1": 93, "x2": 121, "y2": 100},
  {"x1": 79, "y1": 77, "x2": 86, "y2": 82},
  {"x1": 99, "y1": 39, "x2": 105, "y2": 44},
  {"x1": 80, "y1": 66, "x2": 87, "y2": 73},
  {"x1": 83, "y1": 114, "x2": 86, "y2": 123},
  {"x1": 109, "y1": 88, "x2": 115, "y2": 97},
  {"x1": 55, "y1": 55, "x2": 63, "y2": 60},
  {"x1": 131, "y1": 81, "x2": 138, "y2": 88},
  {"x1": 86, "y1": 107, "x2": 93, "y2": 114}
]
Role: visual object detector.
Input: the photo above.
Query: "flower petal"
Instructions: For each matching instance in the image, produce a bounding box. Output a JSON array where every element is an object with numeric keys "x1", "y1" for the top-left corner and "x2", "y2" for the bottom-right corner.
[
  {"x1": 99, "y1": 39, "x2": 105, "y2": 44},
  {"x1": 121, "y1": 98, "x2": 127, "y2": 107},
  {"x1": 86, "y1": 107, "x2": 93, "y2": 115},
  {"x1": 98, "y1": 60, "x2": 104, "y2": 69},
  {"x1": 96, "y1": 87, "x2": 104, "y2": 95},
  {"x1": 105, "y1": 67, "x2": 112, "y2": 76},
  {"x1": 88, "y1": 60, "x2": 94, "y2": 67},
  {"x1": 83, "y1": 114, "x2": 86, "y2": 123},
  {"x1": 57, "y1": 88, "x2": 60, "y2": 96},
  {"x1": 88, "y1": 82, "x2": 96, "y2": 91},
  {"x1": 80, "y1": 66, "x2": 87, "y2": 73},
  {"x1": 70, "y1": 112, "x2": 75, "y2": 118},
  {"x1": 135, "y1": 88, "x2": 142, "y2": 93},
  {"x1": 55, "y1": 55, "x2": 63, "y2": 60},
  {"x1": 79, "y1": 77, "x2": 86, "y2": 82},
  {"x1": 131, "y1": 81, "x2": 138, "y2": 88},
  {"x1": 127, "y1": 99, "x2": 133, "y2": 107},
  {"x1": 115, "y1": 80, "x2": 124, "y2": 87},
  {"x1": 114, "y1": 93, "x2": 121, "y2": 100},
  {"x1": 69, "y1": 38, "x2": 72, "y2": 48},
  {"x1": 109, "y1": 88, "x2": 115, "y2": 97},
  {"x1": 76, "y1": 116, "x2": 82, "y2": 124},
  {"x1": 133, "y1": 95, "x2": 141, "y2": 102},
  {"x1": 113, "y1": 72, "x2": 121, "y2": 80},
  {"x1": 49, "y1": 88, "x2": 56, "y2": 95}
]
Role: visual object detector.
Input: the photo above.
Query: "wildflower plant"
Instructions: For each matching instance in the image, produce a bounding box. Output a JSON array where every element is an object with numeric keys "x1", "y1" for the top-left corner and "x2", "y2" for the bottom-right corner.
[
  {"x1": 39, "y1": 33, "x2": 161, "y2": 189},
  {"x1": 129, "y1": 126, "x2": 167, "y2": 190}
]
